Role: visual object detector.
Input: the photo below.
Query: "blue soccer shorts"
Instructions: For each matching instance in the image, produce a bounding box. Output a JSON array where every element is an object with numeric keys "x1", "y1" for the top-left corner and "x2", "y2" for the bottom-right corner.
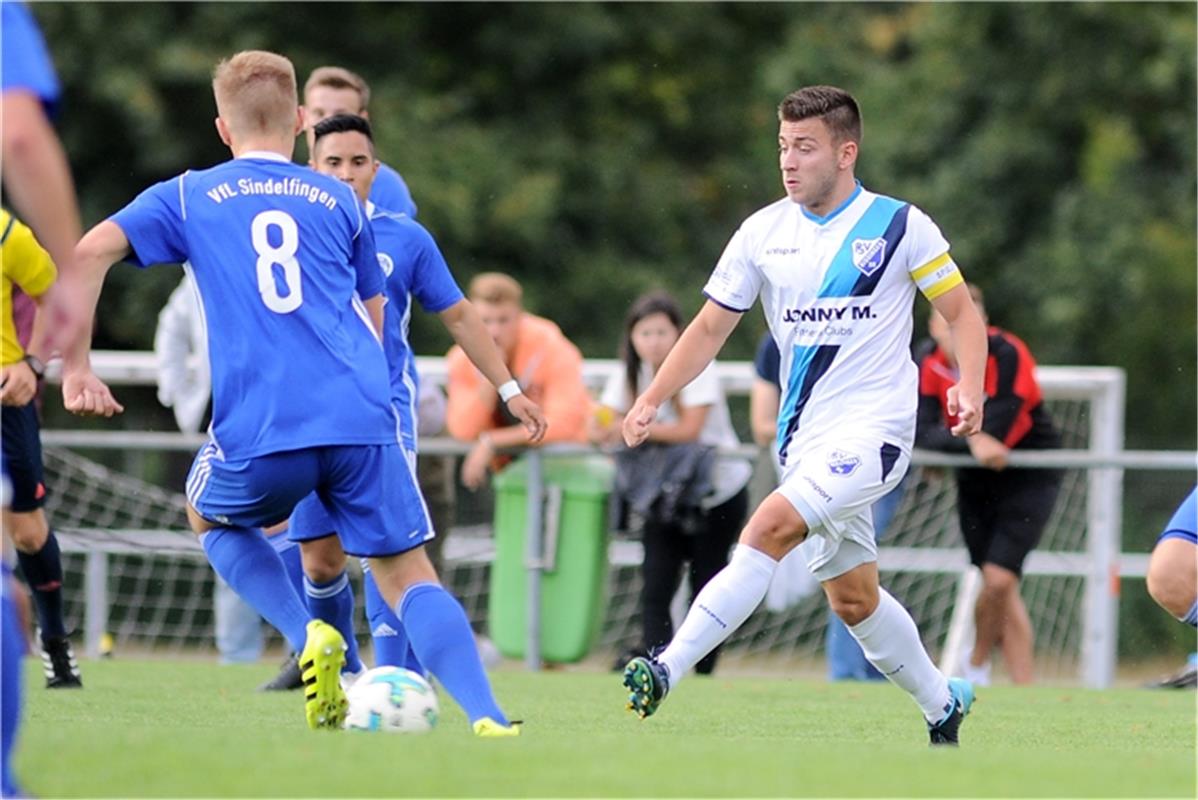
[{"x1": 186, "y1": 441, "x2": 431, "y2": 557}]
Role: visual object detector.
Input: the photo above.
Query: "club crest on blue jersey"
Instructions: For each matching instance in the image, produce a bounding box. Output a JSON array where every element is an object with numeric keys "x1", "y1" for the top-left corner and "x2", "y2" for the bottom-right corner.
[
  {"x1": 851, "y1": 237, "x2": 886, "y2": 276},
  {"x1": 377, "y1": 252, "x2": 394, "y2": 277},
  {"x1": 826, "y1": 450, "x2": 861, "y2": 477}
]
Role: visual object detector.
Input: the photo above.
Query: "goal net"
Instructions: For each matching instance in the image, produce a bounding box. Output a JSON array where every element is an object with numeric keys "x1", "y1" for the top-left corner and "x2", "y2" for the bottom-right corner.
[{"x1": 42, "y1": 366, "x2": 1123, "y2": 685}]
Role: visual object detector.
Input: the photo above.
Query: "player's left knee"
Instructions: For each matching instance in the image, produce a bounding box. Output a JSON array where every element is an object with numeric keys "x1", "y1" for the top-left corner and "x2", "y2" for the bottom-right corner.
[
  {"x1": 300, "y1": 540, "x2": 347, "y2": 583},
  {"x1": 826, "y1": 582, "x2": 879, "y2": 626},
  {"x1": 1146, "y1": 540, "x2": 1197, "y2": 618},
  {"x1": 1146, "y1": 567, "x2": 1193, "y2": 618},
  {"x1": 980, "y1": 563, "x2": 1020, "y2": 594},
  {"x1": 6, "y1": 509, "x2": 48, "y2": 552}
]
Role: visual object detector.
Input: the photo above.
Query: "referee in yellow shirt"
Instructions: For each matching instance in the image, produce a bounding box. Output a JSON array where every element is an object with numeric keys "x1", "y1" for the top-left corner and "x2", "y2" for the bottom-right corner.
[{"x1": 1, "y1": 207, "x2": 81, "y2": 688}]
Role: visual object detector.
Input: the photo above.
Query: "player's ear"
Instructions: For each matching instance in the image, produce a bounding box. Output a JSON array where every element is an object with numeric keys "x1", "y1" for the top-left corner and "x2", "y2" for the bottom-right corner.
[
  {"x1": 838, "y1": 139, "x2": 858, "y2": 171},
  {"x1": 293, "y1": 108, "x2": 304, "y2": 137},
  {"x1": 214, "y1": 117, "x2": 233, "y2": 148}
]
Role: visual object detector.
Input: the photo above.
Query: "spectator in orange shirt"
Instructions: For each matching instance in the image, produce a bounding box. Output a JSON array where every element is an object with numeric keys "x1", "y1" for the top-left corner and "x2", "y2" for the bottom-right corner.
[{"x1": 447, "y1": 272, "x2": 590, "y2": 489}]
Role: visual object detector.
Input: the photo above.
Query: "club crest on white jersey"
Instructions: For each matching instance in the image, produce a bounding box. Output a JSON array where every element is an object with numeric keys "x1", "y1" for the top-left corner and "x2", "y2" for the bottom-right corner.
[{"x1": 851, "y1": 237, "x2": 886, "y2": 276}]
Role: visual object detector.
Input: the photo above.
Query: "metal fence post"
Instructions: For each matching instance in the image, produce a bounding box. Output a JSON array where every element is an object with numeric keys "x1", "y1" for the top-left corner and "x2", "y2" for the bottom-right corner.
[
  {"x1": 84, "y1": 551, "x2": 109, "y2": 659},
  {"x1": 1082, "y1": 370, "x2": 1126, "y2": 688},
  {"x1": 524, "y1": 449, "x2": 544, "y2": 671}
]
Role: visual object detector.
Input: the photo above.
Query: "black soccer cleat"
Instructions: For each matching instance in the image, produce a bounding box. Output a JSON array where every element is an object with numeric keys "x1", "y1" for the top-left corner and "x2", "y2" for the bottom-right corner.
[
  {"x1": 257, "y1": 652, "x2": 304, "y2": 692},
  {"x1": 1144, "y1": 659, "x2": 1197, "y2": 690},
  {"x1": 623, "y1": 656, "x2": 670, "y2": 719},
  {"x1": 927, "y1": 677, "x2": 974, "y2": 746},
  {"x1": 41, "y1": 635, "x2": 82, "y2": 689}
]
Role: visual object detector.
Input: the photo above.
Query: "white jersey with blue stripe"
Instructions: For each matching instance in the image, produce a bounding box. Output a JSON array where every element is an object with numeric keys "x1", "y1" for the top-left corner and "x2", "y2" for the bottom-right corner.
[
  {"x1": 368, "y1": 204, "x2": 464, "y2": 451},
  {"x1": 110, "y1": 153, "x2": 396, "y2": 460},
  {"x1": 703, "y1": 183, "x2": 963, "y2": 466}
]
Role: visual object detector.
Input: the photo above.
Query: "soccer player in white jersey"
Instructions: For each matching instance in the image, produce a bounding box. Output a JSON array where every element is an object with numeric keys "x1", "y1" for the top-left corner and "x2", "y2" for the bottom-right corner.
[
  {"x1": 620, "y1": 85, "x2": 989, "y2": 746},
  {"x1": 59, "y1": 51, "x2": 544, "y2": 736}
]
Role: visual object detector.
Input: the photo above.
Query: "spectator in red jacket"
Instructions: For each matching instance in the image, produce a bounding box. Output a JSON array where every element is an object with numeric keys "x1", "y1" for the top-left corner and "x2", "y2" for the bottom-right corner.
[{"x1": 916, "y1": 284, "x2": 1061, "y2": 686}]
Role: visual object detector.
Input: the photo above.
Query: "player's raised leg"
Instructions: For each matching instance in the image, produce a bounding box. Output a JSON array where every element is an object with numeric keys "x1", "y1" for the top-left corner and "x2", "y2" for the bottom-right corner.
[
  {"x1": 1147, "y1": 488, "x2": 1197, "y2": 629},
  {"x1": 627, "y1": 494, "x2": 797, "y2": 717},
  {"x1": 186, "y1": 446, "x2": 349, "y2": 730},
  {"x1": 289, "y1": 499, "x2": 366, "y2": 684}
]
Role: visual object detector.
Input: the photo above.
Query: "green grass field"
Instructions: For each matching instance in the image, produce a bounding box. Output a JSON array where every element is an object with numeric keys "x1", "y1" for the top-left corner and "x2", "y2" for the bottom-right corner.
[{"x1": 13, "y1": 658, "x2": 1196, "y2": 798}]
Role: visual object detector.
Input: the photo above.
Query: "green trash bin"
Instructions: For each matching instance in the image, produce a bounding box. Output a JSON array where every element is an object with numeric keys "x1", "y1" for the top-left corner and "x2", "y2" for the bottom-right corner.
[{"x1": 488, "y1": 454, "x2": 614, "y2": 663}]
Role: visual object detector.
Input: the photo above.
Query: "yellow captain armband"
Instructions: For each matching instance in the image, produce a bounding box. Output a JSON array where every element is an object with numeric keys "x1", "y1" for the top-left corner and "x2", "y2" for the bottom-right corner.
[{"x1": 911, "y1": 252, "x2": 963, "y2": 300}]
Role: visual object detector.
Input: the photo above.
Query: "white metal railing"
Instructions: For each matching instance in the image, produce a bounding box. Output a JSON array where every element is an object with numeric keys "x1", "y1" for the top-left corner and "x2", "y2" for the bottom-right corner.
[{"x1": 42, "y1": 352, "x2": 1198, "y2": 685}]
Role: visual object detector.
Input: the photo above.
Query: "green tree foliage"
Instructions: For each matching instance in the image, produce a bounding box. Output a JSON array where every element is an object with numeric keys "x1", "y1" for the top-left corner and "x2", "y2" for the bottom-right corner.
[
  {"x1": 25, "y1": 0, "x2": 1197, "y2": 660},
  {"x1": 28, "y1": 1, "x2": 1193, "y2": 431}
]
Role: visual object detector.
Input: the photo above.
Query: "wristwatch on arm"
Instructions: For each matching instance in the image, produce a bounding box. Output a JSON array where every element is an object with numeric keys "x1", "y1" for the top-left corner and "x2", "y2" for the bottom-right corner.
[{"x1": 23, "y1": 354, "x2": 46, "y2": 380}]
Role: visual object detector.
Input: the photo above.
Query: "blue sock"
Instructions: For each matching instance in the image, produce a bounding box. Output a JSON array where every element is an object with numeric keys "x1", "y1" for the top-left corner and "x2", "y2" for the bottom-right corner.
[
  {"x1": 304, "y1": 570, "x2": 363, "y2": 673},
  {"x1": 16, "y1": 530, "x2": 66, "y2": 640},
  {"x1": 200, "y1": 527, "x2": 309, "y2": 652},
  {"x1": 363, "y1": 566, "x2": 423, "y2": 674},
  {"x1": 1183, "y1": 601, "x2": 1198, "y2": 628},
  {"x1": 2, "y1": 568, "x2": 25, "y2": 799},
  {"x1": 270, "y1": 536, "x2": 307, "y2": 614},
  {"x1": 398, "y1": 582, "x2": 506, "y2": 725}
]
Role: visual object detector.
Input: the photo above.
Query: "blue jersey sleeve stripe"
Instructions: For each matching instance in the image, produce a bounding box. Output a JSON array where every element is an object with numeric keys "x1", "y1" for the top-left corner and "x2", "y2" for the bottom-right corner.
[{"x1": 702, "y1": 291, "x2": 750, "y2": 314}]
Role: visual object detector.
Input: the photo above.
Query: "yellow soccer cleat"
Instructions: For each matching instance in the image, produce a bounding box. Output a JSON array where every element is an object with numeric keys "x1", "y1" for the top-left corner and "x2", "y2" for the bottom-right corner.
[
  {"x1": 299, "y1": 620, "x2": 349, "y2": 730},
  {"x1": 472, "y1": 717, "x2": 522, "y2": 737}
]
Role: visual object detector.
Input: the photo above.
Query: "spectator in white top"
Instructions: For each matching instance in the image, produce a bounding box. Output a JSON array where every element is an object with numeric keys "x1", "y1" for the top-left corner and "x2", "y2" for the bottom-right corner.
[{"x1": 591, "y1": 291, "x2": 751, "y2": 675}]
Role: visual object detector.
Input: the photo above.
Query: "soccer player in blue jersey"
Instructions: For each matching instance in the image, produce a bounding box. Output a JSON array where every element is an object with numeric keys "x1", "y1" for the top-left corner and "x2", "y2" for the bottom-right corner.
[
  {"x1": 1145, "y1": 488, "x2": 1197, "y2": 687},
  {"x1": 619, "y1": 86, "x2": 989, "y2": 746},
  {"x1": 59, "y1": 51, "x2": 542, "y2": 735},
  {"x1": 293, "y1": 113, "x2": 547, "y2": 695},
  {"x1": 301, "y1": 66, "x2": 417, "y2": 218}
]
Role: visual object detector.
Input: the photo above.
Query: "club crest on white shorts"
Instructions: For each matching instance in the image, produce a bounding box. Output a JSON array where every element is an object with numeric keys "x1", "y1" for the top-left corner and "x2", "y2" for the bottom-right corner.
[{"x1": 826, "y1": 449, "x2": 862, "y2": 477}]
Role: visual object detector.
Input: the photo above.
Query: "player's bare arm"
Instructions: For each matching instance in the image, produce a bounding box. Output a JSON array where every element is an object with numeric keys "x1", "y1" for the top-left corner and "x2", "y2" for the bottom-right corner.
[
  {"x1": 930, "y1": 282, "x2": 986, "y2": 437},
  {"x1": 1, "y1": 93, "x2": 83, "y2": 286},
  {"x1": 60, "y1": 220, "x2": 128, "y2": 417},
  {"x1": 362, "y1": 293, "x2": 385, "y2": 340},
  {"x1": 2, "y1": 92, "x2": 86, "y2": 353},
  {"x1": 439, "y1": 298, "x2": 547, "y2": 443},
  {"x1": 623, "y1": 300, "x2": 740, "y2": 448}
]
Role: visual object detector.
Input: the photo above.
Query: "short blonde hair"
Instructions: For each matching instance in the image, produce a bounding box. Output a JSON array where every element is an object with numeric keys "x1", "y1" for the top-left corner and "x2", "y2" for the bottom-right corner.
[
  {"x1": 468, "y1": 272, "x2": 523, "y2": 306},
  {"x1": 212, "y1": 51, "x2": 297, "y2": 138},
  {"x1": 303, "y1": 66, "x2": 370, "y2": 109}
]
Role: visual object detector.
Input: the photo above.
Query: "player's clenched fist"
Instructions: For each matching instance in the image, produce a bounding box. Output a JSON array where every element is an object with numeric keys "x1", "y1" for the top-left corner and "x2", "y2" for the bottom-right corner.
[
  {"x1": 622, "y1": 397, "x2": 657, "y2": 448},
  {"x1": 507, "y1": 394, "x2": 548, "y2": 444},
  {"x1": 947, "y1": 384, "x2": 983, "y2": 437}
]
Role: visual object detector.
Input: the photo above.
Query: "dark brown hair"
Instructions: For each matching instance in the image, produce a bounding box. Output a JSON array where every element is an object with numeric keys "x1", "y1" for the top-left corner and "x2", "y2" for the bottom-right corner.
[
  {"x1": 621, "y1": 291, "x2": 684, "y2": 400},
  {"x1": 778, "y1": 85, "x2": 862, "y2": 144}
]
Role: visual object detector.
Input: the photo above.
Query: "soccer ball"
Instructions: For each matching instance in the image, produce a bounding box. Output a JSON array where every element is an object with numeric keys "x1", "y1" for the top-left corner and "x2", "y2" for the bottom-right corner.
[{"x1": 344, "y1": 666, "x2": 439, "y2": 733}]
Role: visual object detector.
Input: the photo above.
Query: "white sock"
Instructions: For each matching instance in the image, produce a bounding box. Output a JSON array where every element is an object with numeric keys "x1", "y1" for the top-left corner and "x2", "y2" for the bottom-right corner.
[
  {"x1": 658, "y1": 544, "x2": 777, "y2": 687},
  {"x1": 848, "y1": 587, "x2": 953, "y2": 723},
  {"x1": 962, "y1": 659, "x2": 992, "y2": 687}
]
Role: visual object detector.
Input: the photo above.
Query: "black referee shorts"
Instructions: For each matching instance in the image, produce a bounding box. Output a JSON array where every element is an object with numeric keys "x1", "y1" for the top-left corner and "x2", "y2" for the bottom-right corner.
[
  {"x1": 956, "y1": 466, "x2": 1062, "y2": 577},
  {"x1": 0, "y1": 402, "x2": 46, "y2": 512}
]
